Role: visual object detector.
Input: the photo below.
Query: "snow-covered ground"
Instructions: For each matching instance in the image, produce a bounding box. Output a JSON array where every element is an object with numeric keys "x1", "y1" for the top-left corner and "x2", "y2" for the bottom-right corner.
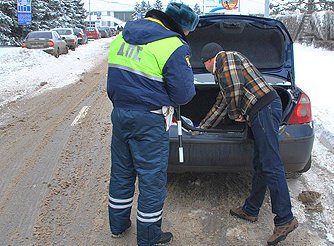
[
  {"x1": 0, "y1": 38, "x2": 112, "y2": 107},
  {"x1": 1, "y1": 42, "x2": 333, "y2": 142},
  {"x1": 0, "y1": 40, "x2": 333, "y2": 243}
]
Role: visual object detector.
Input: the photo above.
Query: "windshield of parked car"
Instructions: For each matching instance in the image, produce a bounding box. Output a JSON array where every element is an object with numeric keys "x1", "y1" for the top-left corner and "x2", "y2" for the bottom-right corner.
[
  {"x1": 55, "y1": 29, "x2": 72, "y2": 35},
  {"x1": 27, "y1": 32, "x2": 52, "y2": 39},
  {"x1": 73, "y1": 28, "x2": 82, "y2": 34}
]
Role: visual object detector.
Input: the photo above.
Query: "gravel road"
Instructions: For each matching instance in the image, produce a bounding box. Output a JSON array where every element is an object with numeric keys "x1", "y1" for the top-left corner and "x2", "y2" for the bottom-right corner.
[{"x1": 0, "y1": 58, "x2": 333, "y2": 246}]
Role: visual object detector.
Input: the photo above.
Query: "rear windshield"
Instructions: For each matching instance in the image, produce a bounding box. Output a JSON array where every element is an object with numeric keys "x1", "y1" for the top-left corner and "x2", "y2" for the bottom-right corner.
[
  {"x1": 27, "y1": 32, "x2": 52, "y2": 39},
  {"x1": 55, "y1": 29, "x2": 72, "y2": 35},
  {"x1": 73, "y1": 28, "x2": 82, "y2": 34}
]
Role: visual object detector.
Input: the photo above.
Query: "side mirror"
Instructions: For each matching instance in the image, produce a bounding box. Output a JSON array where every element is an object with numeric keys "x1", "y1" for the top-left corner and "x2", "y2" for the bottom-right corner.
[{"x1": 62, "y1": 37, "x2": 66, "y2": 40}]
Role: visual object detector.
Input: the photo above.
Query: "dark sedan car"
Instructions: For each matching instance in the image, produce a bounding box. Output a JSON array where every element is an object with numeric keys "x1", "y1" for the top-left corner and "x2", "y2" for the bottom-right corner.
[
  {"x1": 22, "y1": 30, "x2": 68, "y2": 58},
  {"x1": 168, "y1": 15, "x2": 314, "y2": 175},
  {"x1": 73, "y1": 28, "x2": 88, "y2": 45}
]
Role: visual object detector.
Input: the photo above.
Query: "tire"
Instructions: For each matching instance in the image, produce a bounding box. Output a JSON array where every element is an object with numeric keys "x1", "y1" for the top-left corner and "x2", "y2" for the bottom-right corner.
[
  {"x1": 286, "y1": 157, "x2": 312, "y2": 179},
  {"x1": 54, "y1": 48, "x2": 60, "y2": 58},
  {"x1": 298, "y1": 157, "x2": 312, "y2": 173},
  {"x1": 71, "y1": 46, "x2": 76, "y2": 51}
]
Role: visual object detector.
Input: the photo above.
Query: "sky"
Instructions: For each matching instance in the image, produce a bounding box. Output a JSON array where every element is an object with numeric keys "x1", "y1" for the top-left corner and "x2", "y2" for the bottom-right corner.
[
  {"x1": 82, "y1": 0, "x2": 266, "y2": 15},
  {"x1": 0, "y1": 39, "x2": 333, "y2": 242}
]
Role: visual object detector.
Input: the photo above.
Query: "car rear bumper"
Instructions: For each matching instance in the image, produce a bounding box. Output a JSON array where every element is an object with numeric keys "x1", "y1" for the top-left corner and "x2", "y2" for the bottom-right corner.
[
  {"x1": 42, "y1": 47, "x2": 55, "y2": 55},
  {"x1": 168, "y1": 123, "x2": 314, "y2": 173}
]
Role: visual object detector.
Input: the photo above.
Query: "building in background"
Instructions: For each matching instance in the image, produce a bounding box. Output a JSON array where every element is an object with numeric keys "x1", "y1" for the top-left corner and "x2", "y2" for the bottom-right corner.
[{"x1": 83, "y1": 1, "x2": 133, "y2": 27}]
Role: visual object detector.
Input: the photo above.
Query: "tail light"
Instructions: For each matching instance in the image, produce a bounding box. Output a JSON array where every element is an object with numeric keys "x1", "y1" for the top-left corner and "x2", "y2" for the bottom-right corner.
[
  {"x1": 22, "y1": 41, "x2": 26, "y2": 48},
  {"x1": 48, "y1": 40, "x2": 54, "y2": 47},
  {"x1": 287, "y1": 92, "x2": 312, "y2": 124},
  {"x1": 79, "y1": 34, "x2": 83, "y2": 38}
]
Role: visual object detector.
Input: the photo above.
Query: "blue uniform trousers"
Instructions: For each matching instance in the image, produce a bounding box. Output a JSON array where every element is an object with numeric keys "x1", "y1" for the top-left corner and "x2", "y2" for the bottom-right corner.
[
  {"x1": 243, "y1": 98, "x2": 294, "y2": 226},
  {"x1": 108, "y1": 107, "x2": 169, "y2": 246}
]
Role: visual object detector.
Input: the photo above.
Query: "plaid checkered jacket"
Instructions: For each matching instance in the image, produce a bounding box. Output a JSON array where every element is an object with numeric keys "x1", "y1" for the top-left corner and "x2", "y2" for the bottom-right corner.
[{"x1": 200, "y1": 51, "x2": 278, "y2": 129}]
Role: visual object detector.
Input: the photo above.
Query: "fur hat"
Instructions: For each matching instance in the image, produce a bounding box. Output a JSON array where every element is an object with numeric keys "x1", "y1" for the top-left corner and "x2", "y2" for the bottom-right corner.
[
  {"x1": 165, "y1": 2, "x2": 199, "y2": 32},
  {"x1": 201, "y1": 43, "x2": 224, "y2": 63}
]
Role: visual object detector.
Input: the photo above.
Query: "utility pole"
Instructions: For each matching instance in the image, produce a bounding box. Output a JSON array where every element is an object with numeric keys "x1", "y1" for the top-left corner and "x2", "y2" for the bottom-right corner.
[
  {"x1": 89, "y1": 0, "x2": 91, "y2": 22},
  {"x1": 265, "y1": 0, "x2": 270, "y2": 17}
]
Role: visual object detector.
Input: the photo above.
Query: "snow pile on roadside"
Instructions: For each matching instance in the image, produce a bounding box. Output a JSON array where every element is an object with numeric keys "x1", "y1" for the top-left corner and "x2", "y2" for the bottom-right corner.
[
  {"x1": 294, "y1": 43, "x2": 334, "y2": 152},
  {"x1": 0, "y1": 38, "x2": 112, "y2": 107}
]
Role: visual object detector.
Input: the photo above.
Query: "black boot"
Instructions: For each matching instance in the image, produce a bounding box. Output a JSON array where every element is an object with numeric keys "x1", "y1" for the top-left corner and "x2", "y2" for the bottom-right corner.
[{"x1": 152, "y1": 232, "x2": 173, "y2": 245}]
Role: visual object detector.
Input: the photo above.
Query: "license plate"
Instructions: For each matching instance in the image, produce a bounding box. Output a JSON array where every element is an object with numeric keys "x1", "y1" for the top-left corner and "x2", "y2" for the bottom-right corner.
[{"x1": 31, "y1": 44, "x2": 44, "y2": 48}]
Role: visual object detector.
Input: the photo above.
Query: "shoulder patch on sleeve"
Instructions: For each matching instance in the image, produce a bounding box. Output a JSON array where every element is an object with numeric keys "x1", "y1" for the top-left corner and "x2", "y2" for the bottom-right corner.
[{"x1": 185, "y1": 55, "x2": 191, "y2": 68}]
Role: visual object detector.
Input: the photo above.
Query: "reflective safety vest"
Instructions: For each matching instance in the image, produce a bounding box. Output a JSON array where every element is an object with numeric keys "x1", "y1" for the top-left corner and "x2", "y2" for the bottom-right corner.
[{"x1": 108, "y1": 33, "x2": 184, "y2": 83}]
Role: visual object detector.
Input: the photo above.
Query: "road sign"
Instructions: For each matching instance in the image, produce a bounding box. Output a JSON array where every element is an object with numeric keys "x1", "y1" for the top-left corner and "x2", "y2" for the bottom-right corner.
[
  {"x1": 221, "y1": 0, "x2": 239, "y2": 10},
  {"x1": 17, "y1": 0, "x2": 32, "y2": 25},
  {"x1": 17, "y1": 0, "x2": 32, "y2": 13},
  {"x1": 18, "y1": 13, "x2": 32, "y2": 25},
  {"x1": 97, "y1": 11, "x2": 102, "y2": 20}
]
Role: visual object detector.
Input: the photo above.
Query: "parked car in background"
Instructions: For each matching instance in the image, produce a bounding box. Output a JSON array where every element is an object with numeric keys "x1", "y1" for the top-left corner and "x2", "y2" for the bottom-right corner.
[
  {"x1": 84, "y1": 27, "x2": 101, "y2": 39},
  {"x1": 97, "y1": 26, "x2": 112, "y2": 37},
  {"x1": 168, "y1": 15, "x2": 314, "y2": 176},
  {"x1": 22, "y1": 30, "x2": 68, "y2": 58},
  {"x1": 73, "y1": 28, "x2": 88, "y2": 45},
  {"x1": 110, "y1": 27, "x2": 117, "y2": 36},
  {"x1": 52, "y1": 28, "x2": 78, "y2": 51},
  {"x1": 98, "y1": 29, "x2": 108, "y2": 38}
]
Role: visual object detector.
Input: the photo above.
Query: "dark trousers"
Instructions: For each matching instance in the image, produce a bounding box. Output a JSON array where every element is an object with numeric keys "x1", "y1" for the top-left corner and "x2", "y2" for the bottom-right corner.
[
  {"x1": 243, "y1": 98, "x2": 294, "y2": 226},
  {"x1": 108, "y1": 108, "x2": 169, "y2": 245}
]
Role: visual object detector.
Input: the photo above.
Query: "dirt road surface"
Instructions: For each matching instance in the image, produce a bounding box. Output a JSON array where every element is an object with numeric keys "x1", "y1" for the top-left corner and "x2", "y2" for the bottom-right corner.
[{"x1": 1, "y1": 58, "x2": 333, "y2": 246}]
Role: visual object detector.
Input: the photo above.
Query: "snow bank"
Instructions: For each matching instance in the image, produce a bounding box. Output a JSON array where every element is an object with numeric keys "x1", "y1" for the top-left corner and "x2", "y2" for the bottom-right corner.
[
  {"x1": 294, "y1": 43, "x2": 334, "y2": 151},
  {"x1": 0, "y1": 37, "x2": 112, "y2": 107}
]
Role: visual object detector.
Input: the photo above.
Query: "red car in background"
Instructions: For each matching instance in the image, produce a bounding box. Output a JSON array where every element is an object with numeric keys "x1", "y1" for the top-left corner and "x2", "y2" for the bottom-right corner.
[{"x1": 84, "y1": 27, "x2": 101, "y2": 39}]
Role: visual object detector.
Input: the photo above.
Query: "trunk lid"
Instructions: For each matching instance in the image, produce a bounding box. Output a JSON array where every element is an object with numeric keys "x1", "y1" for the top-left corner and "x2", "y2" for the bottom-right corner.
[
  {"x1": 188, "y1": 15, "x2": 295, "y2": 84},
  {"x1": 25, "y1": 39, "x2": 50, "y2": 49}
]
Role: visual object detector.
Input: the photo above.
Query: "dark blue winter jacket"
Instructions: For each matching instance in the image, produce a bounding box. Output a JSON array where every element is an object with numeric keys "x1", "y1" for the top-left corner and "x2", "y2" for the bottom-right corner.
[{"x1": 107, "y1": 11, "x2": 196, "y2": 111}]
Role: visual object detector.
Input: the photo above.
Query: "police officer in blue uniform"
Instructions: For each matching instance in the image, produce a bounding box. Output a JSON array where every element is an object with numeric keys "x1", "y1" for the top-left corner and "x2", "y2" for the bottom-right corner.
[{"x1": 106, "y1": 3, "x2": 199, "y2": 245}]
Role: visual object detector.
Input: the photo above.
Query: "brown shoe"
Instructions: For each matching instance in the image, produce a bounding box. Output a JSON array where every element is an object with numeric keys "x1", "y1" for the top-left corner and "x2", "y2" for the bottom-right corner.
[
  {"x1": 267, "y1": 218, "x2": 298, "y2": 245},
  {"x1": 230, "y1": 206, "x2": 258, "y2": 222}
]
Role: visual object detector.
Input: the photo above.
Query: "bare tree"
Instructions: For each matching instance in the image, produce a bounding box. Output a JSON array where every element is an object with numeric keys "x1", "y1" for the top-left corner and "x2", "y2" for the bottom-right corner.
[{"x1": 270, "y1": 0, "x2": 334, "y2": 14}]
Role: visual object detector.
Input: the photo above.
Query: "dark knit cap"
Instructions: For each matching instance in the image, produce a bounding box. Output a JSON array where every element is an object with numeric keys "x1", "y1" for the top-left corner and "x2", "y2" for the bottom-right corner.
[
  {"x1": 201, "y1": 43, "x2": 224, "y2": 63},
  {"x1": 165, "y1": 2, "x2": 199, "y2": 32}
]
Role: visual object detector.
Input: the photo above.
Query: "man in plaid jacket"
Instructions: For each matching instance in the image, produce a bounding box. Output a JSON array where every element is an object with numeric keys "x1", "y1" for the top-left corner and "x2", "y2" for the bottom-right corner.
[{"x1": 200, "y1": 43, "x2": 298, "y2": 246}]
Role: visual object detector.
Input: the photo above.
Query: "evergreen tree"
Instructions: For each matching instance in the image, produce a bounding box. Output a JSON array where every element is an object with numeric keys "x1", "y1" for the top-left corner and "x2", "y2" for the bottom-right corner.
[
  {"x1": 147, "y1": 1, "x2": 152, "y2": 12},
  {"x1": 132, "y1": 2, "x2": 142, "y2": 20},
  {"x1": 0, "y1": 0, "x2": 87, "y2": 46},
  {"x1": 153, "y1": 0, "x2": 163, "y2": 11},
  {"x1": 193, "y1": 3, "x2": 202, "y2": 15},
  {"x1": 140, "y1": 1, "x2": 148, "y2": 18},
  {"x1": 0, "y1": 0, "x2": 23, "y2": 45}
]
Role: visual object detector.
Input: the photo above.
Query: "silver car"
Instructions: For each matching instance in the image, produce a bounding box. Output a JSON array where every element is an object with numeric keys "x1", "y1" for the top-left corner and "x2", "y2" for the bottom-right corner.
[
  {"x1": 22, "y1": 31, "x2": 68, "y2": 58},
  {"x1": 52, "y1": 28, "x2": 78, "y2": 51}
]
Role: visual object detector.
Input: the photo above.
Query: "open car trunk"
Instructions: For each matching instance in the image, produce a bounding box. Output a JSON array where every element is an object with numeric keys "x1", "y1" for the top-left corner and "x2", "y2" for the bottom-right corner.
[
  {"x1": 187, "y1": 15, "x2": 295, "y2": 84},
  {"x1": 179, "y1": 84, "x2": 292, "y2": 133}
]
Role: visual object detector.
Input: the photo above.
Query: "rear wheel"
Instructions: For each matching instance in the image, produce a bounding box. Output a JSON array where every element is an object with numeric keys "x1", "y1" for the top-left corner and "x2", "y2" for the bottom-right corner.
[
  {"x1": 286, "y1": 157, "x2": 312, "y2": 179},
  {"x1": 71, "y1": 46, "x2": 76, "y2": 51},
  {"x1": 54, "y1": 48, "x2": 60, "y2": 58}
]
